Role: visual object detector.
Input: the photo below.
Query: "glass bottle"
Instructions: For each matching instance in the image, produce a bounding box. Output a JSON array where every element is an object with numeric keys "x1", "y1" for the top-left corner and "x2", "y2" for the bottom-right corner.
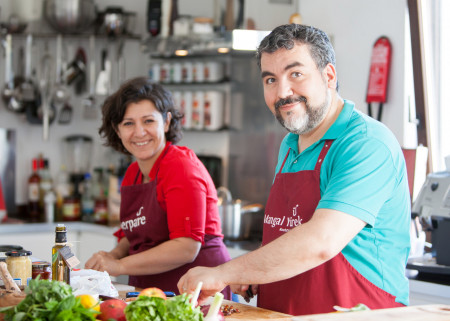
[
  {"x1": 51, "y1": 224, "x2": 70, "y2": 284},
  {"x1": 39, "y1": 159, "x2": 53, "y2": 212},
  {"x1": 81, "y1": 172, "x2": 94, "y2": 222},
  {"x1": 28, "y1": 158, "x2": 41, "y2": 221}
]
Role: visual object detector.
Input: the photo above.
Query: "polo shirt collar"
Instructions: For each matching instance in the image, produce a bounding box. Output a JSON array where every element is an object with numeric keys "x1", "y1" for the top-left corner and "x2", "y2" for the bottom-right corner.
[{"x1": 284, "y1": 99, "x2": 355, "y2": 153}]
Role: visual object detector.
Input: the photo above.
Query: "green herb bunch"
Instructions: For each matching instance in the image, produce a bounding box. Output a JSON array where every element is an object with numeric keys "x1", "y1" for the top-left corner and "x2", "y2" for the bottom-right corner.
[
  {"x1": 0, "y1": 278, "x2": 99, "y2": 321},
  {"x1": 125, "y1": 293, "x2": 204, "y2": 321}
]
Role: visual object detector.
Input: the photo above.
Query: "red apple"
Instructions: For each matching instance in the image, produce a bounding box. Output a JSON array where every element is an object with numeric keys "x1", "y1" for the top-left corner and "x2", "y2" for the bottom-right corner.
[
  {"x1": 98, "y1": 298, "x2": 127, "y2": 321},
  {"x1": 139, "y1": 287, "x2": 167, "y2": 300}
]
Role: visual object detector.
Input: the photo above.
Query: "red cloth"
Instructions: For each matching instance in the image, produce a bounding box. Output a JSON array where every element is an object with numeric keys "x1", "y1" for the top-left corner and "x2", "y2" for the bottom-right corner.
[{"x1": 115, "y1": 142, "x2": 222, "y2": 243}]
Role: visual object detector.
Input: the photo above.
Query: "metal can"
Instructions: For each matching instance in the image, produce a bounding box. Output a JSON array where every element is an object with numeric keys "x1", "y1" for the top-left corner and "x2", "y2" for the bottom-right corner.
[
  {"x1": 32, "y1": 261, "x2": 52, "y2": 280},
  {"x1": 5, "y1": 250, "x2": 32, "y2": 286}
]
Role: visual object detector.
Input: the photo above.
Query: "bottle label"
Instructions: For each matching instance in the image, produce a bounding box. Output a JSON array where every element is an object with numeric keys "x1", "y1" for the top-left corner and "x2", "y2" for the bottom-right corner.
[
  {"x1": 28, "y1": 183, "x2": 40, "y2": 201},
  {"x1": 62, "y1": 202, "x2": 80, "y2": 219}
]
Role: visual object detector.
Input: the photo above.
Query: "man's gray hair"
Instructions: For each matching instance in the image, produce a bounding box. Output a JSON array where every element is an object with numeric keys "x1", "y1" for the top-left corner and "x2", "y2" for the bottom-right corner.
[{"x1": 256, "y1": 24, "x2": 336, "y2": 71}]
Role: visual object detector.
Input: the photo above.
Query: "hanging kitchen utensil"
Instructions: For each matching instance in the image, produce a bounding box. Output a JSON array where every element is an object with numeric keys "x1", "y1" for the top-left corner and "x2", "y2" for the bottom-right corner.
[
  {"x1": 39, "y1": 46, "x2": 54, "y2": 140},
  {"x1": 65, "y1": 47, "x2": 87, "y2": 95},
  {"x1": 83, "y1": 35, "x2": 97, "y2": 119},
  {"x1": 51, "y1": 34, "x2": 69, "y2": 106},
  {"x1": 366, "y1": 36, "x2": 392, "y2": 122},
  {"x1": 58, "y1": 99, "x2": 73, "y2": 124},
  {"x1": 95, "y1": 48, "x2": 109, "y2": 95},
  {"x1": 22, "y1": 34, "x2": 43, "y2": 123},
  {"x1": 1, "y1": 34, "x2": 16, "y2": 108}
]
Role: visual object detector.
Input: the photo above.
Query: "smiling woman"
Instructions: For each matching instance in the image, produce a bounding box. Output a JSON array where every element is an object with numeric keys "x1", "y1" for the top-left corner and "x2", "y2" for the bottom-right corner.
[{"x1": 84, "y1": 77, "x2": 232, "y2": 299}]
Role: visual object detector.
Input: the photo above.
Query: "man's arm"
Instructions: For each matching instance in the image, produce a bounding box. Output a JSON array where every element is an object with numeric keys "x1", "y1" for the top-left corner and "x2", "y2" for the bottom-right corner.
[{"x1": 178, "y1": 208, "x2": 366, "y2": 302}]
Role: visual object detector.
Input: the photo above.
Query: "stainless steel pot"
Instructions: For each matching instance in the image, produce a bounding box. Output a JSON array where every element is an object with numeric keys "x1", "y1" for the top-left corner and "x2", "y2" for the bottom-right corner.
[
  {"x1": 98, "y1": 6, "x2": 136, "y2": 37},
  {"x1": 44, "y1": 0, "x2": 97, "y2": 33},
  {"x1": 217, "y1": 187, "x2": 264, "y2": 240}
]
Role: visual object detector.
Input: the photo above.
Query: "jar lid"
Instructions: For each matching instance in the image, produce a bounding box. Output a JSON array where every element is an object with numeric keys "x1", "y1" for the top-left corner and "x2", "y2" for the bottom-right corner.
[
  {"x1": 5, "y1": 250, "x2": 32, "y2": 257},
  {"x1": 32, "y1": 261, "x2": 51, "y2": 267},
  {"x1": 0, "y1": 245, "x2": 23, "y2": 252}
]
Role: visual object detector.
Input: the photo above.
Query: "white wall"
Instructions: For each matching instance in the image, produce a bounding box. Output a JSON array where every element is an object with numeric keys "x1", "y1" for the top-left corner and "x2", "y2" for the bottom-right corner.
[{"x1": 299, "y1": 0, "x2": 413, "y2": 147}]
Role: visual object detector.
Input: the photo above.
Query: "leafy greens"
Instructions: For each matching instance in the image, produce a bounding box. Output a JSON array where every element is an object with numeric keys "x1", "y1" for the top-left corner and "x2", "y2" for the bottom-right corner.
[
  {"x1": 0, "y1": 278, "x2": 99, "y2": 321},
  {"x1": 125, "y1": 293, "x2": 204, "y2": 321}
]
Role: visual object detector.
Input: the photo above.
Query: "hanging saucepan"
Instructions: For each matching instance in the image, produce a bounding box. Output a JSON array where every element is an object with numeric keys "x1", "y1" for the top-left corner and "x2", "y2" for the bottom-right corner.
[{"x1": 217, "y1": 186, "x2": 264, "y2": 240}]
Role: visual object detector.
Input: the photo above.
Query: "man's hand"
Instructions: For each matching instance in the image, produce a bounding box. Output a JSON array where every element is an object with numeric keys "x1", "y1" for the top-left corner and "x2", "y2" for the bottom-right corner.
[
  {"x1": 177, "y1": 266, "x2": 227, "y2": 304},
  {"x1": 231, "y1": 284, "x2": 258, "y2": 303}
]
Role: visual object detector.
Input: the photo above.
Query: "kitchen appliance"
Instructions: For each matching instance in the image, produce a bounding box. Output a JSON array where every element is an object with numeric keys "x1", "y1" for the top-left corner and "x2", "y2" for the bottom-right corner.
[
  {"x1": 63, "y1": 135, "x2": 93, "y2": 197},
  {"x1": 217, "y1": 187, "x2": 263, "y2": 240},
  {"x1": 411, "y1": 170, "x2": 450, "y2": 266},
  {"x1": 197, "y1": 155, "x2": 222, "y2": 188}
]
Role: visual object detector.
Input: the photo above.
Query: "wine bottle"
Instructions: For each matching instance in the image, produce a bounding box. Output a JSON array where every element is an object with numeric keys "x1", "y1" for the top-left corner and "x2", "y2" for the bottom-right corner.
[
  {"x1": 28, "y1": 158, "x2": 41, "y2": 221},
  {"x1": 51, "y1": 224, "x2": 70, "y2": 284}
]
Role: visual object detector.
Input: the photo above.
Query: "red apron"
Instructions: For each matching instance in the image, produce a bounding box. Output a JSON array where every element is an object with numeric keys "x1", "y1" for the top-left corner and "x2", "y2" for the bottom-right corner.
[
  {"x1": 120, "y1": 147, "x2": 231, "y2": 299},
  {"x1": 258, "y1": 140, "x2": 404, "y2": 315}
]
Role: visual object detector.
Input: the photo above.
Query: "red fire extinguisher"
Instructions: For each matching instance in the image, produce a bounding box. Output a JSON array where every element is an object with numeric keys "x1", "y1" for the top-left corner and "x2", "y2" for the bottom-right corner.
[{"x1": 366, "y1": 36, "x2": 392, "y2": 121}]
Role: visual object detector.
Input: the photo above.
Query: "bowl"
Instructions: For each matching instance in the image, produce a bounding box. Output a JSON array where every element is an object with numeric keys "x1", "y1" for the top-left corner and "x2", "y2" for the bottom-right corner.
[{"x1": 44, "y1": 0, "x2": 97, "y2": 33}]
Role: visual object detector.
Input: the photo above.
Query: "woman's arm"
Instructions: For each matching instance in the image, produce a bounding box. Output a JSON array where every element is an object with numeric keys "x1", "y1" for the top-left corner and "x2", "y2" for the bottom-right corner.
[
  {"x1": 117, "y1": 237, "x2": 201, "y2": 276},
  {"x1": 85, "y1": 236, "x2": 201, "y2": 277}
]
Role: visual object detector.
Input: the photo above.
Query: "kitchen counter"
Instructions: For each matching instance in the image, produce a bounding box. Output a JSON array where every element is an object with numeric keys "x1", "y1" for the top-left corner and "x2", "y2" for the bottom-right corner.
[
  {"x1": 0, "y1": 221, "x2": 118, "y2": 236},
  {"x1": 292, "y1": 305, "x2": 450, "y2": 321}
]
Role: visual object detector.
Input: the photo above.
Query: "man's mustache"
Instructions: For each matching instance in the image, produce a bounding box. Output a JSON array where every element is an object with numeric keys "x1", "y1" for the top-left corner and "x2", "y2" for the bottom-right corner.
[{"x1": 275, "y1": 96, "x2": 307, "y2": 110}]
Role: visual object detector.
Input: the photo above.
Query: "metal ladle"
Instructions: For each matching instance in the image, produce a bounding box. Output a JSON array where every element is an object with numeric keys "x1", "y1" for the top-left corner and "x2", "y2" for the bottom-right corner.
[
  {"x1": 82, "y1": 35, "x2": 97, "y2": 119},
  {"x1": 51, "y1": 34, "x2": 68, "y2": 105},
  {"x1": 1, "y1": 34, "x2": 23, "y2": 112}
]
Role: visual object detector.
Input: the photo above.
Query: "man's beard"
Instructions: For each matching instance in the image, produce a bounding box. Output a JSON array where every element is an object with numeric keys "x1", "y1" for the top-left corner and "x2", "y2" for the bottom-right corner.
[{"x1": 274, "y1": 90, "x2": 331, "y2": 135}]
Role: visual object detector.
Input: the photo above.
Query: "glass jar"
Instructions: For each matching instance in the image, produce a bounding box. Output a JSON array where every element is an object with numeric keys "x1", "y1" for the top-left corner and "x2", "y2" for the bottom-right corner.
[
  {"x1": 32, "y1": 261, "x2": 52, "y2": 280},
  {"x1": 5, "y1": 250, "x2": 32, "y2": 286}
]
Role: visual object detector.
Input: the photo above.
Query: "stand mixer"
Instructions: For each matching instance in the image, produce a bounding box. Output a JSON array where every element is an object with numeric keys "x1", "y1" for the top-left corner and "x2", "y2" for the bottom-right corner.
[{"x1": 63, "y1": 135, "x2": 93, "y2": 199}]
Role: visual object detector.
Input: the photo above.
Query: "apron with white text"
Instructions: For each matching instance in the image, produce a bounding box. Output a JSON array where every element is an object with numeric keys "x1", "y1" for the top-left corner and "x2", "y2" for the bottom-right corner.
[
  {"x1": 120, "y1": 147, "x2": 231, "y2": 298},
  {"x1": 258, "y1": 140, "x2": 404, "y2": 315}
]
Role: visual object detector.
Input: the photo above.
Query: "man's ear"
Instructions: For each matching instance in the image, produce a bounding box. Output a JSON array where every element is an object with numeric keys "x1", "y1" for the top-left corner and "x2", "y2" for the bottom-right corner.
[{"x1": 325, "y1": 63, "x2": 338, "y2": 90}]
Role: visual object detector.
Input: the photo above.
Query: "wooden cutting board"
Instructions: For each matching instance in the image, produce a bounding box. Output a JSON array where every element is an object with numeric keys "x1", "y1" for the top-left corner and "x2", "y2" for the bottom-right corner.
[
  {"x1": 292, "y1": 304, "x2": 450, "y2": 321},
  {"x1": 222, "y1": 300, "x2": 292, "y2": 320}
]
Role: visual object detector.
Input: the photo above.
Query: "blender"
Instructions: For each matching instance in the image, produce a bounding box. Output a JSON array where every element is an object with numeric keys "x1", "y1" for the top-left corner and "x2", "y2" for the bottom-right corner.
[{"x1": 62, "y1": 135, "x2": 93, "y2": 220}]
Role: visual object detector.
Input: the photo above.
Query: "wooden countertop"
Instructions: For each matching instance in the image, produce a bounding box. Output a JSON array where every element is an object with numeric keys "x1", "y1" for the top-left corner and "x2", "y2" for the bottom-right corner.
[
  {"x1": 116, "y1": 285, "x2": 450, "y2": 320},
  {"x1": 116, "y1": 286, "x2": 292, "y2": 320}
]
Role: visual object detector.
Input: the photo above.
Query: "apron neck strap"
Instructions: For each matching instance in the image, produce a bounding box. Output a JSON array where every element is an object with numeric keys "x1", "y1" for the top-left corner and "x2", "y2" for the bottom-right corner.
[{"x1": 314, "y1": 140, "x2": 334, "y2": 171}]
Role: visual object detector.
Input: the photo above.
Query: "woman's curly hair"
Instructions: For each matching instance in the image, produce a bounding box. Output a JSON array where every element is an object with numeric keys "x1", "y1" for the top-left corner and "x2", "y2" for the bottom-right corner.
[{"x1": 99, "y1": 77, "x2": 183, "y2": 154}]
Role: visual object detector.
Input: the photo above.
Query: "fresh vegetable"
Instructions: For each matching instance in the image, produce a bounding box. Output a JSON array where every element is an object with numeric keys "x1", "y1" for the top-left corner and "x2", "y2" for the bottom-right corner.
[
  {"x1": 204, "y1": 292, "x2": 224, "y2": 321},
  {"x1": 125, "y1": 293, "x2": 204, "y2": 321},
  {"x1": 77, "y1": 294, "x2": 100, "y2": 312},
  {"x1": 0, "y1": 278, "x2": 99, "y2": 321},
  {"x1": 139, "y1": 287, "x2": 167, "y2": 300},
  {"x1": 98, "y1": 298, "x2": 127, "y2": 321}
]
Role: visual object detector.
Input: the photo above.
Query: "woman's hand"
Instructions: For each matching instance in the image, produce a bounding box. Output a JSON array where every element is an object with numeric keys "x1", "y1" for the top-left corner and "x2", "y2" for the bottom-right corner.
[{"x1": 85, "y1": 251, "x2": 124, "y2": 276}]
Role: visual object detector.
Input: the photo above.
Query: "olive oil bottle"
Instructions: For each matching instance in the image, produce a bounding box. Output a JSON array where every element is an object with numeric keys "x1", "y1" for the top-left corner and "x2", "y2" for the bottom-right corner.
[{"x1": 52, "y1": 224, "x2": 70, "y2": 284}]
